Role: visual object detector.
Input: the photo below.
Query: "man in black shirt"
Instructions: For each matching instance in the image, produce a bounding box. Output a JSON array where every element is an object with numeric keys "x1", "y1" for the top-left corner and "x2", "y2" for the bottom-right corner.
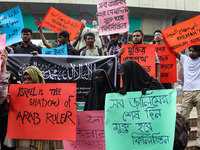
[
  {"x1": 57, "y1": 30, "x2": 79, "y2": 55},
  {"x1": 15, "y1": 28, "x2": 41, "y2": 54}
]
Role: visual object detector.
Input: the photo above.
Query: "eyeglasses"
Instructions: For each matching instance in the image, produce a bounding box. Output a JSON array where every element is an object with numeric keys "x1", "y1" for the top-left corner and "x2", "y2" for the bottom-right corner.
[{"x1": 155, "y1": 34, "x2": 161, "y2": 37}]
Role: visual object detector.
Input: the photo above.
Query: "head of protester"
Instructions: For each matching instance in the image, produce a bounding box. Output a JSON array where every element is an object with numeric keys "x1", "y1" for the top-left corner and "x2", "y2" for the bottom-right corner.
[
  {"x1": 119, "y1": 60, "x2": 164, "y2": 94},
  {"x1": 132, "y1": 30, "x2": 144, "y2": 44},
  {"x1": 153, "y1": 30, "x2": 163, "y2": 45},
  {"x1": 84, "y1": 69, "x2": 116, "y2": 110},
  {"x1": 21, "y1": 28, "x2": 33, "y2": 44},
  {"x1": 84, "y1": 32, "x2": 95, "y2": 48},
  {"x1": 57, "y1": 30, "x2": 79, "y2": 55},
  {"x1": 23, "y1": 66, "x2": 45, "y2": 84},
  {"x1": 57, "y1": 30, "x2": 70, "y2": 46},
  {"x1": 15, "y1": 28, "x2": 41, "y2": 54},
  {"x1": 110, "y1": 33, "x2": 120, "y2": 45},
  {"x1": 189, "y1": 45, "x2": 200, "y2": 59}
]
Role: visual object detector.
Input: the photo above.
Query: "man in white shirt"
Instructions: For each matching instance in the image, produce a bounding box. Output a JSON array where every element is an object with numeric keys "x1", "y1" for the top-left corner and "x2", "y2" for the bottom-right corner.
[{"x1": 175, "y1": 45, "x2": 200, "y2": 146}]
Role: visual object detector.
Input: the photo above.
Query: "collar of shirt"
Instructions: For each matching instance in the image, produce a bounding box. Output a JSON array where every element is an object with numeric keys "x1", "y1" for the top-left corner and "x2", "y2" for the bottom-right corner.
[
  {"x1": 86, "y1": 46, "x2": 97, "y2": 51},
  {"x1": 20, "y1": 42, "x2": 34, "y2": 48}
]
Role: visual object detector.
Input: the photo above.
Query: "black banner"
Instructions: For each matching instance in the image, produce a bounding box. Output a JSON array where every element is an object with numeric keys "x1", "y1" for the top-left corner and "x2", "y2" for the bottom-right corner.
[{"x1": 7, "y1": 54, "x2": 117, "y2": 102}]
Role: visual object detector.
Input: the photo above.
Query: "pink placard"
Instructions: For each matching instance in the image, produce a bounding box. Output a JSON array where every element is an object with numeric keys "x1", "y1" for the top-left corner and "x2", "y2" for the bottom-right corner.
[
  {"x1": 0, "y1": 34, "x2": 6, "y2": 66},
  {"x1": 97, "y1": 0, "x2": 129, "y2": 36},
  {"x1": 63, "y1": 111, "x2": 105, "y2": 150}
]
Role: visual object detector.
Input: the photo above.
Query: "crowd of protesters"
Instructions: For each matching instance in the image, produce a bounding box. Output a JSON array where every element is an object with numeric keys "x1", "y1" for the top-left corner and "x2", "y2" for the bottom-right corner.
[{"x1": 0, "y1": 6, "x2": 200, "y2": 150}]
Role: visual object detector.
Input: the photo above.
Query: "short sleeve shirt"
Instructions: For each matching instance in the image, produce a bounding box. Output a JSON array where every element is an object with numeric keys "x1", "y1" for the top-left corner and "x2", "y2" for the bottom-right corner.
[{"x1": 180, "y1": 54, "x2": 200, "y2": 91}]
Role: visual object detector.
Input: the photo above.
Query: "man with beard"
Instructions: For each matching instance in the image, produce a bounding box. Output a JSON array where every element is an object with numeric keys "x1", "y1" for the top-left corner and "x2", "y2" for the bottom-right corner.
[
  {"x1": 175, "y1": 45, "x2": 200, "y2": 147},
  {"x1": 132, "y1": 30, "x2": 161, "y2": 82},
  {"x1": 15, "y1": 28, "x2": 41, "y2": 54},
  {"x1": 80, "y1": 32, "x2": 103, "y2": 56}
]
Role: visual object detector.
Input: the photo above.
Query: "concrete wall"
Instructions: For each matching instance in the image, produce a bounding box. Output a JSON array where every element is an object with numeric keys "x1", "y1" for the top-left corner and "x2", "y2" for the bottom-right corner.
[{"x1": 2, "y1": 0, "x2": 200, "y2": 11}]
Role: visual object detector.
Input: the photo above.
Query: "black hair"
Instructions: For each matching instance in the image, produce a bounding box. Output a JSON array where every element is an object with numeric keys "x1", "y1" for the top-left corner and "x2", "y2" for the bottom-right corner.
[
  {"x1": 132, "y1": 30, "x2": 144, "y2": 36},
  {"x1": 84, "y1": 32, "x2": 95, "y2": 40},
  {"x1": 189, "y1": 45, "x2": 200, "y2": 52},
  {"x1": 110, "y1": 33, "x2": 120, "y2": 37},
  {"x1": 58, "y1": 30, "x2": 70, "y2": 39},
  {"x1": 21, "y1": 28, "x2": 32, "y2": 35},
  {"x1": 153, "y1": 30, "x2": 162, "y2": 36}
]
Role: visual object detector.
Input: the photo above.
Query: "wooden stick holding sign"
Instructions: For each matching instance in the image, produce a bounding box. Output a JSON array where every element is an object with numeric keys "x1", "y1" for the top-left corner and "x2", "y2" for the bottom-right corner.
[
  {"x1": 41, "y1": 6, "x2": 83, "y2": 41},
  {"x1": 7, "y1": 83, "x2": 76, "y2": 140}
]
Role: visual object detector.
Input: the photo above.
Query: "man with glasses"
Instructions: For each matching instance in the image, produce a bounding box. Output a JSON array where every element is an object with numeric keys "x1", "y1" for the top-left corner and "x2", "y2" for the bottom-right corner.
[{"x1": 153, "y1": 30, "x2": 172, "y2": 89}]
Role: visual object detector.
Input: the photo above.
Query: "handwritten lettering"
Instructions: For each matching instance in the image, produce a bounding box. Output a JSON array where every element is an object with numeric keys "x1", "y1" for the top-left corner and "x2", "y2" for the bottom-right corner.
[
  {"x1": 46, "y1": 111, "x2": 75, "y2": 125},
  {"x1": 16, "y1": 111, "x2": 41, "y2": 125},
  {"x1": 170, "y1": 41, "x2": 188, "y2": 51},
  {"x1": 110, "y1": 99, "x2": 124, "y2": 109},
  {"x1": 160, "y1": 64, "x2": 174, "y2": 70},
  {"x1": 112, "y1": 123, "x2": 132, "y2": 133},
  {"x1": 17, "y1": 87, "x2": 37, "y2": 98},
  {"x1": 30, "y1": 98, "x2": 60, "y2": 107}
]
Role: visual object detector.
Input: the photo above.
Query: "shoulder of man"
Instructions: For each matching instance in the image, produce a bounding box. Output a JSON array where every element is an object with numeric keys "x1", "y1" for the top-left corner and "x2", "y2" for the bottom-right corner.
[
  {"x1": 95, "y1": 46, "x2": 102, "y2": 56},
  {"x1": 14, "y1": 44, "x2": 23, "y2": 53},
  {"x1": 71, "y1": 46, "x2": 80, "y2": 55},
  {"x1": 30, "y1": 43, "x2": 41, "y2": 50}
]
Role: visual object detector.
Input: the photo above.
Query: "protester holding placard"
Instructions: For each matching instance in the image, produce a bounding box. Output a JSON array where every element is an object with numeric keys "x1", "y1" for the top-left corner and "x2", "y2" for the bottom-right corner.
[
  {"x1": 38, "y1": 26, "x2": 79, "y2": 55},
  {"x1": 0, "y1": 50, "x2": 15, "y2": 149},
  {"x1": 174, "y1": 45, "x2": 200, "y2": 146},
  {"x1": 14, "y1": 28, "x2": 41, "y2": 55},
  {"x1": 0, "y1": 50, "x2": 10, "y2": 105},
  {"x1": 132, "y1": 30, "x2": 161, "y2": 81},
  {"x1": 153, "y1": 30, "x2": 172, "y2": 89},
  {"x1": 58, "y1": 31, "x2": 79, "y2": 55},
  {"x1": 97, "y1": 7, "x2": 129, "y2": 90},
  {"x1": 15, "y1": 66, "x2": 55, "y2": 150},
  {"x1": 80, "y1": 32, "x2": 103, "y2": 56}
]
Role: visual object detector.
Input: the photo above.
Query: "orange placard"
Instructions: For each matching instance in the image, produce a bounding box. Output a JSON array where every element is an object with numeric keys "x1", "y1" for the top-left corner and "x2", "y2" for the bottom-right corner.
[
  {"x1": 7, "y1": 83, "x2": 76, "y2": 140},
  {"x1": 162, "y1": 15, "x2": 200, "y2": 54},
  {"x1": 121, "y1": 44, "x2": 156, "y2": 77},
  {"x1": 156, "y1": 45, "x2": 177, "y2": 83},
  {"x1": 41, "y1": 7, "x2": 83, "y2": 41}
]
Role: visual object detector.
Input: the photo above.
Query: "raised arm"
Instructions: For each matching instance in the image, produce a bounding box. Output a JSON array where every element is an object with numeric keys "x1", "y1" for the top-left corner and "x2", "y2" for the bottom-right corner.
[
  {"x1": 121, "y1": 7, "x2": 130, "y2": 44},
  {"x1": 38, "y1": 25, "x2": 52, "y2": 48},
  {"x1": 0, "y1": 49, "x2": 10, "y2": 105},
  {"x1": 175, "y1": 53, "x2": 181, "y2": 60},
  {"x1": 73, "y1": 24, "x2": 85, "y2": 47}
]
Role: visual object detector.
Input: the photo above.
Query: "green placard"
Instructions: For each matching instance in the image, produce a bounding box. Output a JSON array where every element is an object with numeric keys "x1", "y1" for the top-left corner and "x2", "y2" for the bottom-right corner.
[{"x1": 105, "y1": 89, "x2": 176, "y2": 150}]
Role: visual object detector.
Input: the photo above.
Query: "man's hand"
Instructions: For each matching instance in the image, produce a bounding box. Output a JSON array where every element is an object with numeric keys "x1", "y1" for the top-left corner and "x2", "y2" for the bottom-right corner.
[
  {"x1": 118, "y1": 48, "x2": 124, "y2": 57},
  {"x1": 126, "y1": 7, "x2": 130, "y2": 16},
  {"x1": 1, "y1": 49, "x2": 8, "y2": 72},
  {"x1": 75, "y1": 102, "x2": 79, "y2": 109},
  {"x1": 38, "y1": 25, "x2": 42, "y2": 33},
  {"x1": 30, "y1": 51, "x2": 38, "y2": 55}
]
